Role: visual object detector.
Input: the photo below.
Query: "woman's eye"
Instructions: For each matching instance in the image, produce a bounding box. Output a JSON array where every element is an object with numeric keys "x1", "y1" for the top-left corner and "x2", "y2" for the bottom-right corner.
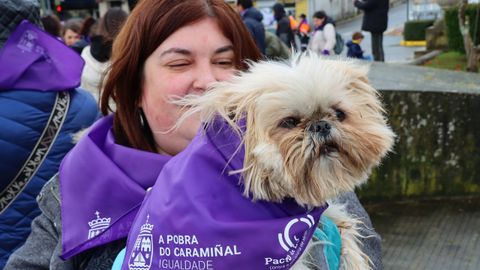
[
  {"x1": 279, "y1": 117, "x2": 300, "y2": 129},
  {"x1": 168, "y1": 63, "x2": 188, "y2": 68},
  {"x1": 335, "y1": 109, "x2": 346, "y2": 121},
  {"x1": 214, "y1": 59, "x2": 234, "y2": 67},
  {"x1": 219, "y1": 61, "x2": 233, "y2": 66},
  {"x1": 167, "y1": 61, "x2": 190, "y2": 68}
]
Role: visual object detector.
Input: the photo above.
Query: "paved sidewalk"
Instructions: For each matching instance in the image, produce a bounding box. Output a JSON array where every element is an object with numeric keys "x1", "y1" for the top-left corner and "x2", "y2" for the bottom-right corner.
[{"x1": 366, "y1": 197, "x2": 480, "y2": 270}]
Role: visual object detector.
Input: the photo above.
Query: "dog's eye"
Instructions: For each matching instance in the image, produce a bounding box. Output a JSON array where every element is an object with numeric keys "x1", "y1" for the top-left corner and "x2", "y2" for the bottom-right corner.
[
  {"x1": 279, "y1": 117, "x2": 300, "y2": 128},
  {"x1": 335, "y1": 109, "x2": 346, "y2": 121}
]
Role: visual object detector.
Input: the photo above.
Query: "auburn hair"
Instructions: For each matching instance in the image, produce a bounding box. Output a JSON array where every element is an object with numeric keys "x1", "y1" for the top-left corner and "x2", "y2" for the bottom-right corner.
[{"x1": 100, "y1": 0, "x2": 261, "y2": 153}]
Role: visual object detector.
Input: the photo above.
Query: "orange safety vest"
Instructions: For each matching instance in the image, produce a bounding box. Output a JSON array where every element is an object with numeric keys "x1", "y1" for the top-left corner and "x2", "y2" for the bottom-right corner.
[
  {"x1": 289, "y1": 15, "x2": 298, "y2": 30},
  {"x1": 298, "y1": 21, "x2": 310, "y2": 34}
]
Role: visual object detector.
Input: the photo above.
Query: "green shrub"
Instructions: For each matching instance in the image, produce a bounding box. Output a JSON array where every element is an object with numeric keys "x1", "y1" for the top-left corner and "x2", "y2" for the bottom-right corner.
[
  {"x1": 444, "y1": 4, "x2": 480, "y2": 53},
  {"x1": 404, "y1": 20, "x2": 435, "y2": 40}
]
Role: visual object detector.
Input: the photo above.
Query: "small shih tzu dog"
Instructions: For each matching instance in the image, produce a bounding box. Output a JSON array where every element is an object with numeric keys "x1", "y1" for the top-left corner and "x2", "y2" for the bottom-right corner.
[
  {"x1": 177, "y1": 54, "x2": 394, "y2": 270},
  {"x1": 123, "y1": 53, "x2": 394, "y2": 270}
]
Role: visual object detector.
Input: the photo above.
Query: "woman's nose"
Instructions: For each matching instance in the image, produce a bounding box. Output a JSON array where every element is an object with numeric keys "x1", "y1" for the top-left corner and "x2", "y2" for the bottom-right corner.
[{"x1": 192, "y1": 64, "x2": 217, "y2": 91}]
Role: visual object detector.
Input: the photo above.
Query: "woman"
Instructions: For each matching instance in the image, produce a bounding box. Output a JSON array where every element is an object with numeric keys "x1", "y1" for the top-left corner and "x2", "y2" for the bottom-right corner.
[
  {"x1": 272, "y1": 3, "x2": 294, "y2": 48},
  {"x1": 5, "y1": 1, "x2": 382, "y2": 269},
  {"x1": 81, "y1": 7, "x2": 128, "y2": 99},
  {"x1": 308, "y1": 10, "x2": 336, "y2": 55}
]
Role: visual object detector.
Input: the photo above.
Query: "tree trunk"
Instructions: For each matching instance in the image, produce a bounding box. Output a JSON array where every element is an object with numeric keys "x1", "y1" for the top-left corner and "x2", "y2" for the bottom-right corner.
[{"x1": 458, "y1": 0, "x2": 478, "y2": 72}]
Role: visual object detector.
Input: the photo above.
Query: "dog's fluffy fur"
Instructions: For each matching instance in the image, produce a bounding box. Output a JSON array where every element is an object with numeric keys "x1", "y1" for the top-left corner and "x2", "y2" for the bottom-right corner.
[{"x1": 175, "y1": 53, "x2": 394, "y2": 270}]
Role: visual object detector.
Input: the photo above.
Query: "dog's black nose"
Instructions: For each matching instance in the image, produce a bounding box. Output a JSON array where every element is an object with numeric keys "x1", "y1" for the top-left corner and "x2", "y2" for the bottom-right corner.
[{"x1": 309, "y1": 121, "x2": 331, "y2": 136}]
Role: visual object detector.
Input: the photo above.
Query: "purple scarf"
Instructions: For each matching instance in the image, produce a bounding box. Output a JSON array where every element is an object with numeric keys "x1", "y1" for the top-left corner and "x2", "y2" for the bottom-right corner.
[
  {"x1": 0, "y1": 20, "x2": 83, "y2": 91},
  {"x1": 60, "y1": 115, "x2": 171, "y2": 259},
  {"x1": 122, "y1": 118, "x2": 326, "y2": 269}
]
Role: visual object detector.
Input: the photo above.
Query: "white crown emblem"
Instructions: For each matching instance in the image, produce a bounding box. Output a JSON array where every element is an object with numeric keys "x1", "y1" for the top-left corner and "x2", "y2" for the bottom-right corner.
[
  {"x1": 128, "y1": 214, "x2": 154, "y2": 270},
  {"x1": 140, "y1": 215, "x2": 154, "y2": 234},
  {"x1": 87, "y1": 211, "x2": 111, "y2": 240}
]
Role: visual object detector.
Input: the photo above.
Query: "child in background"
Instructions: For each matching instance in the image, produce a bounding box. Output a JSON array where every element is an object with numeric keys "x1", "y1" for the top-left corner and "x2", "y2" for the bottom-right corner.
[
  {"x1": 346, "y1": 31, "x2": 370, "y2": 60},
  {"x1": 297, "y1": 14, "x2": 310, "y2": 52}
]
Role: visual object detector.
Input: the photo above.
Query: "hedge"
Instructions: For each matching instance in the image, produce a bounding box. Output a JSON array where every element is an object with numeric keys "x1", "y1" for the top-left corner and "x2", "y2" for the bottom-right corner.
[
  {"x1": 444, "y1": 4, "x2": 480, "y2": 53},
  {"x1": 404, "y1": 20, "x2": 435, "y2": 41}
]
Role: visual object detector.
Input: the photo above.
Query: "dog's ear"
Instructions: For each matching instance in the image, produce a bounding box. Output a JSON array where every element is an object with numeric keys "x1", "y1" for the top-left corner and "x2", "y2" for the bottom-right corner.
[
  {"x1": 241, "y1": 112, "x2": 265, "y2": 199},
  {"x1": 347, "y1": 62, "x2": 371, "y2": 89},
  {"x1": 241, "y1": 111, "x2": 291, "y2": 202},
  {"x1": 344, "y1": 62, "x2": 386, "y2": 115}
]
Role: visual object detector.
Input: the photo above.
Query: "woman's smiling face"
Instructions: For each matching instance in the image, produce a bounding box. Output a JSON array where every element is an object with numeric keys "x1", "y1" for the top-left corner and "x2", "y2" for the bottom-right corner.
[{"x1": 140, "y1": 18, "x2": 236, "y2": 155}]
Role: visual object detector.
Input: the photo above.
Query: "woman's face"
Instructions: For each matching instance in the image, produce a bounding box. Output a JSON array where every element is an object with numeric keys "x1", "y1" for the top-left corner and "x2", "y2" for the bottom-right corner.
[
  {"x1": 141, "y1": 18, "x2": 235, "y2": 155},
  {"x1": 63, "y1": 29, "x2": 80, "y2": 46},
  {"x1": 313, "y1": 17, "x2": 325, "y2": 28}
]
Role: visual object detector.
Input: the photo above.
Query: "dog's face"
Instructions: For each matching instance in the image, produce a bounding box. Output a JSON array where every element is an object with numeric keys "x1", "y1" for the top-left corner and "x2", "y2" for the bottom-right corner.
[{"x1": 177, "y1": 54, "x2": 395, "y2": 207}]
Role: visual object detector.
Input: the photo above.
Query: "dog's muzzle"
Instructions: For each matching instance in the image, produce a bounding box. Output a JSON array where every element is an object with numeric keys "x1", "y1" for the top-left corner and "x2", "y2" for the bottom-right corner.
[
  {"x1": 309, "y1": 120, "x2": 331, "y2": 137},
  {"x1": 308, "y1": 121, "x2": 339, "y2": 156}
]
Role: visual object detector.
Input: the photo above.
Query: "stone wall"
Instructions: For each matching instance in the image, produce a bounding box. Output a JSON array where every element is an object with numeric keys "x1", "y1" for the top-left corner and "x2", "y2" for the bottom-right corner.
[{"x1": 358, "y1": 89, "x2": 480, "y2": 201}]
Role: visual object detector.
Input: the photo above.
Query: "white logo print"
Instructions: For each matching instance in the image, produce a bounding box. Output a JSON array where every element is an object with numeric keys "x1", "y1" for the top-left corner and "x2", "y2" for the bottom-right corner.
[
  {"x1": 278, "y1": 214, "x2": 315, "y2": 252},
  {"x1": 17, "y1": 30, "x2": 37, "y2": 52},
  {"x1": 128, "y1": 215, "x2": 154, "y2": 270},
  {"x1": 264, "y1": 214, "x2": 316, "y2": 268},
  {"x1": 87, "y1": 211, "x2": 111, "y2": 240}
]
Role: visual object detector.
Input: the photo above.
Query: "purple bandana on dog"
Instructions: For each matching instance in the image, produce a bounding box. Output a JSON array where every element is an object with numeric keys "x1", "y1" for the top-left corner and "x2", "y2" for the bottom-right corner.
[
  {"x1": 0, "y1": 20, "x2": 83, "y2": 91},
  {"x1": 122, "y1": 118, "x2": 327, "y2": 270},
  {"x1": 60, "y1": 115, "x2": 171, "y2": 259}
]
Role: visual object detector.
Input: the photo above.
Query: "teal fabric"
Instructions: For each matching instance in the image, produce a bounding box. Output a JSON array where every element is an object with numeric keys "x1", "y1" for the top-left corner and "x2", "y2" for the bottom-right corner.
[
  {"x1": 111, "y1": 248, "x2": 125, "y2": 270},
  {"x1": 313, "y1": 216, "x2": 342, "y2": 270}
]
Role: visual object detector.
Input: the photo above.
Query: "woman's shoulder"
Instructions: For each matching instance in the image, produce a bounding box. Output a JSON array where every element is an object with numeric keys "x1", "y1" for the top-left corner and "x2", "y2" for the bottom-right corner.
[
  {"x1": 324, "y1": 23, "x2": 336, "y2": 31},
  {"x1": 36, "y1": 174, "x2": 62, "y2": 223}
]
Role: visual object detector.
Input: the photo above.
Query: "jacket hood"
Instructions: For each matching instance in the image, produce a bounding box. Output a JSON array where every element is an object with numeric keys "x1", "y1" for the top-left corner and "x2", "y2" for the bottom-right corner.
[
  {"x1": 0, "y1": 0, "x2": 42, "y2": 48},
  {"x1": 315, "y1": 16, "x2": 336, "y2": 31},
  {"x1": 326, "y1": 17, "x2": 336, "y2": 27},
  {"x1": 243, "y1": 7, "x2": 264, "y2": 22},
  {"x1": 0, "y1": 20, "x2": 84, "y2": 92}
]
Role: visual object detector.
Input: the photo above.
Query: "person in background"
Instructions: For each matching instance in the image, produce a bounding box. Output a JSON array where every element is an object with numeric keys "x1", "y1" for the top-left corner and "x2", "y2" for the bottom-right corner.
[
  {"x1": 347, "y1": 31, "x2": 370, "y2": 60},
  {"x1": 41, "y1": 13, "x2": 62, "y2": 39},
  {"x1": 81, "y1": 8, "x2": 128, "y2": 99},
  {"x1": 297, "y1": 13, "x2": 310, "y2": 52},
  {"x1": 62, "y1": 18, "x2": 82, "y2": 47},
  {"x1": 308, "y1": 10, "x2": 336, "y2": 55},
  {"x1": 0, "y1": 0, "x2": 99, "y2": 268},
  {"x1": 236, "y1": 0, "x2": 266, "y2": 55},
  {"x1": 79, "y1": 16, "x2": 96, "y2": 44},
  {"x1": 70, "y1": 16, "x2": 96, "y2": 54},
  {"x1": 288, "y1": 12, "x2": 302, "y2": 51},
  {"x1": 353, "y1": 0, "x2": 389, "y2": 62},
  {"x1": 272, "y1": 3, "x2": 294, "y2": 48},
  {"x1": 288, "y1": 12, "x2": 298, "y2": 32},
  {"x1": 6, "y1": 1, "x2": 382, "y2": 269}
]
